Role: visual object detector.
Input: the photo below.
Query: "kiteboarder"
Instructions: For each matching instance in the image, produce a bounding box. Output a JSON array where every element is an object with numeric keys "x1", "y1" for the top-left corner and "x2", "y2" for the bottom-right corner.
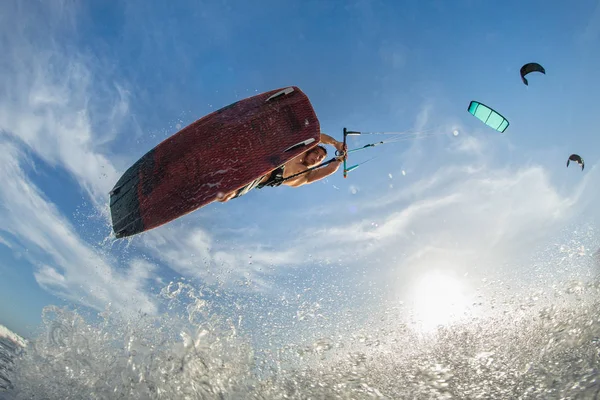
[{"x1": 217, "y1": 133, "x2": 347, "y2": 202}]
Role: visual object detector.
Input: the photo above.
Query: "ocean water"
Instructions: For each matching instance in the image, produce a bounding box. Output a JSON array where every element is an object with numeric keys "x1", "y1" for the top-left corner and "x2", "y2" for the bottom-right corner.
[
  {"x1": 1, "y1": 269, "x2": 600, "y2": 400},
  {"x1": 0, "y1": 336, "x2": 23, "y2": 392}
]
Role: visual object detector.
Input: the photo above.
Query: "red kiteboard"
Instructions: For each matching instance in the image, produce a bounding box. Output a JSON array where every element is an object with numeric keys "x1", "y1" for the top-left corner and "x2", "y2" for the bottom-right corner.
[{"x1": 109, "y1": 86, "x2": 320, "y2": 238}]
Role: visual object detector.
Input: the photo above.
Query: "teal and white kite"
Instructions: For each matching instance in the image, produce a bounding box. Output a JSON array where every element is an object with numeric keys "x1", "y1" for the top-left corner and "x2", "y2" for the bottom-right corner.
[{"x1": 467, "y1": 101, "x2": 509, "y2": 133}]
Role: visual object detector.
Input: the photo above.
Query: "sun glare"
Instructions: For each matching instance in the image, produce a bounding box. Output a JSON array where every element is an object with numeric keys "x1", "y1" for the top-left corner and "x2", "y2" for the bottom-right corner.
[{"x1": 410, "y1": 270, "x2": 471, "y2": 332}]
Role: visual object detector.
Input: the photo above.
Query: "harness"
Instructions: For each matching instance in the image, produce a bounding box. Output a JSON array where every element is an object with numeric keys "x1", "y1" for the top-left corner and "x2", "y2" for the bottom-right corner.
[
  {"x1": 231, "y1": 155, "x2": 341, "y2": 199},
  {"x1": 256, "y1": 166, "x2": 286, "y2": 189}
]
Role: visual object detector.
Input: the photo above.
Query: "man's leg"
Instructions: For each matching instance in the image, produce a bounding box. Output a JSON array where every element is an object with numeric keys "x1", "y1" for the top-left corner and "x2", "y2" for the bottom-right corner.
[
  {"x1": 216, "y1": 191, "x2": 237, "y2": 202},
  {"x1": 216, "y1": 174, "x2": 269, "y2": 203}
]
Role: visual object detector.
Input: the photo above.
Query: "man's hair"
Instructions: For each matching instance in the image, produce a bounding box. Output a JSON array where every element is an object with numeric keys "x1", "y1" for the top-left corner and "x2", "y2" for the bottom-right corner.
[{"x1": 310, "y1": 145, "x2": 327, "y2": 156}]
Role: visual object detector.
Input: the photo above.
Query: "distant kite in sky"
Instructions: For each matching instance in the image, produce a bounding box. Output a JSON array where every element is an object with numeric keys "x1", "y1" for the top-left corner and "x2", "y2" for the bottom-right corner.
[
  {"x1": 467, "y1": 101, "x2": 509, "y2": 133},
  {"x1": 520, "y1": 63, "x2": 545, "y2": 86},
  {"x1": 567, "y1": 154, "x2": 584, "y2": 171}
]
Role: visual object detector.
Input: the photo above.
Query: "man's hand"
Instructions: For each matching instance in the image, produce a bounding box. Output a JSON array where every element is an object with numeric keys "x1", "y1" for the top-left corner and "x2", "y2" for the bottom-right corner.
[{"x1": 333, "y1": 140, "x2": 347, "y2": 154}]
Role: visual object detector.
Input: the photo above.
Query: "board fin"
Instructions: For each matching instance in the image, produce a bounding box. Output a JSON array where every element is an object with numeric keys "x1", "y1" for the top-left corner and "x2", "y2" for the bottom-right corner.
[
  {"x1": 283, "y1": 138, "x2": 316, "y2": 153},
  {"x1": 266, "y1": 87, "x2": 295, "y2": 102}
]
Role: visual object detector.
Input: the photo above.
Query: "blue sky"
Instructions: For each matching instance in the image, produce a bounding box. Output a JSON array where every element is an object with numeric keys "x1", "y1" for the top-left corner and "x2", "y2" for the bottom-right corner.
[{"x1": 1, "y1": 0, "x2": 600, "y2": 343}]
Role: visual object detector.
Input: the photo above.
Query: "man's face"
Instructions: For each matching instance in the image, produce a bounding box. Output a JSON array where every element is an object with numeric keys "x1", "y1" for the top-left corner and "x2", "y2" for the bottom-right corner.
[{"x1": 305, "y1": 147, "x2": 326, "y2": 167}]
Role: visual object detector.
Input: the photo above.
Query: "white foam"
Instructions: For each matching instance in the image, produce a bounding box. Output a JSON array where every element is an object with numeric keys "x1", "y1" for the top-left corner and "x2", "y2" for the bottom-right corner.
[{"x1": 0, "y1": 324, "x2": 27, "y2": 347}]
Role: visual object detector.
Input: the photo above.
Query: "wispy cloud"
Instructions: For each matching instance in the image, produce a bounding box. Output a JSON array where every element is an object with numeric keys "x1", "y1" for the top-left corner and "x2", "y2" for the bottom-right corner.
[
  {"x1": 0, "y1": 0, "x2": 284, "y2": 310},
  {"x1": 309, "y1": 165, "x2": 578, "y2": 265},
  {"x1": 0, "y1": 1, "x2": 138, "y2": 213},
  {"x1": 0, "y1": 140, "x2": 158, "y2": 316},
  {"x1": 0, "y1": 235, "x2": 12, "y2": 249},
  {"x1": 0, "y1": 1, "x2": 158, "y2": 317},
  {"x1": 141, "y1": 226, "x2": 298, "y2": 293}
]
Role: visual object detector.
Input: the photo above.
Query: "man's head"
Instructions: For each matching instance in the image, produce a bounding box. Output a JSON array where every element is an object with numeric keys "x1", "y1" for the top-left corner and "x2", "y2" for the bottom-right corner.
[{"x1": 304, "y1": 145, "x2": 327, "y2": 167}]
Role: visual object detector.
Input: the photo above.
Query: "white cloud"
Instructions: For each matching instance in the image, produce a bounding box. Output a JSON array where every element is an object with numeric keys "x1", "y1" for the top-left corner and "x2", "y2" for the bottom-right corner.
[
  {"x1": 414, "y1": 102, "x2": 431, "y2": 133},
  {"x1": 0, "y1": 138, "x2": 158, "y2": 317},
  {"x1": 0, "y1": 1, "x2": 138, "y2": 216},
  {"x1": 0, "y1": 2, "x2": 167, "y2": 319},
  {"x1": 35, "y1": 265, "x2": 68, "y2": 290},
  {"x1": 0, "y1": 235, "x2": 12, "y2": 249},
  {"x1": 316, "y1": 165, "x2": 576, "y2": 264},
  {"x1": 141, "y1": 226, "x2": 298, "y2": 293},
  {"x1": 453, "y1": 134, "x2": 484, "y2": 155},
  {"x1": 0, "y1": 1, "x2": 290, "y2": 305}
]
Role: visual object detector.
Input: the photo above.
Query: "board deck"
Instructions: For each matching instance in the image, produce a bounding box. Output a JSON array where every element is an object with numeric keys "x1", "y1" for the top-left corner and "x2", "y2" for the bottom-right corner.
[{"x1": 109, "y1": 86, "x2": 320, "y2": 238}]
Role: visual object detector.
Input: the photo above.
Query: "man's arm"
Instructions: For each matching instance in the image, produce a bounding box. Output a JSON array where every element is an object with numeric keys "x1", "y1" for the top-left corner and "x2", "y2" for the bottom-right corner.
[
  {"x1": 320, "y1": 133, "x2": 337, "y2": 146},
  {"x1": 320, "y1": 133, "x2": 346, "y2": 153},
  {"x1": 287, "y1": 159, "x2": 342, "y2": 187}
]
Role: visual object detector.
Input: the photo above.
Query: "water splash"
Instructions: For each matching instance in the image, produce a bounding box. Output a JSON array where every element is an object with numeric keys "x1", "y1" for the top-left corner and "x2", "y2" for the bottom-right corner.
[{"x1": 4, "y1": 270, "x2": 600, "y2": 399}]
